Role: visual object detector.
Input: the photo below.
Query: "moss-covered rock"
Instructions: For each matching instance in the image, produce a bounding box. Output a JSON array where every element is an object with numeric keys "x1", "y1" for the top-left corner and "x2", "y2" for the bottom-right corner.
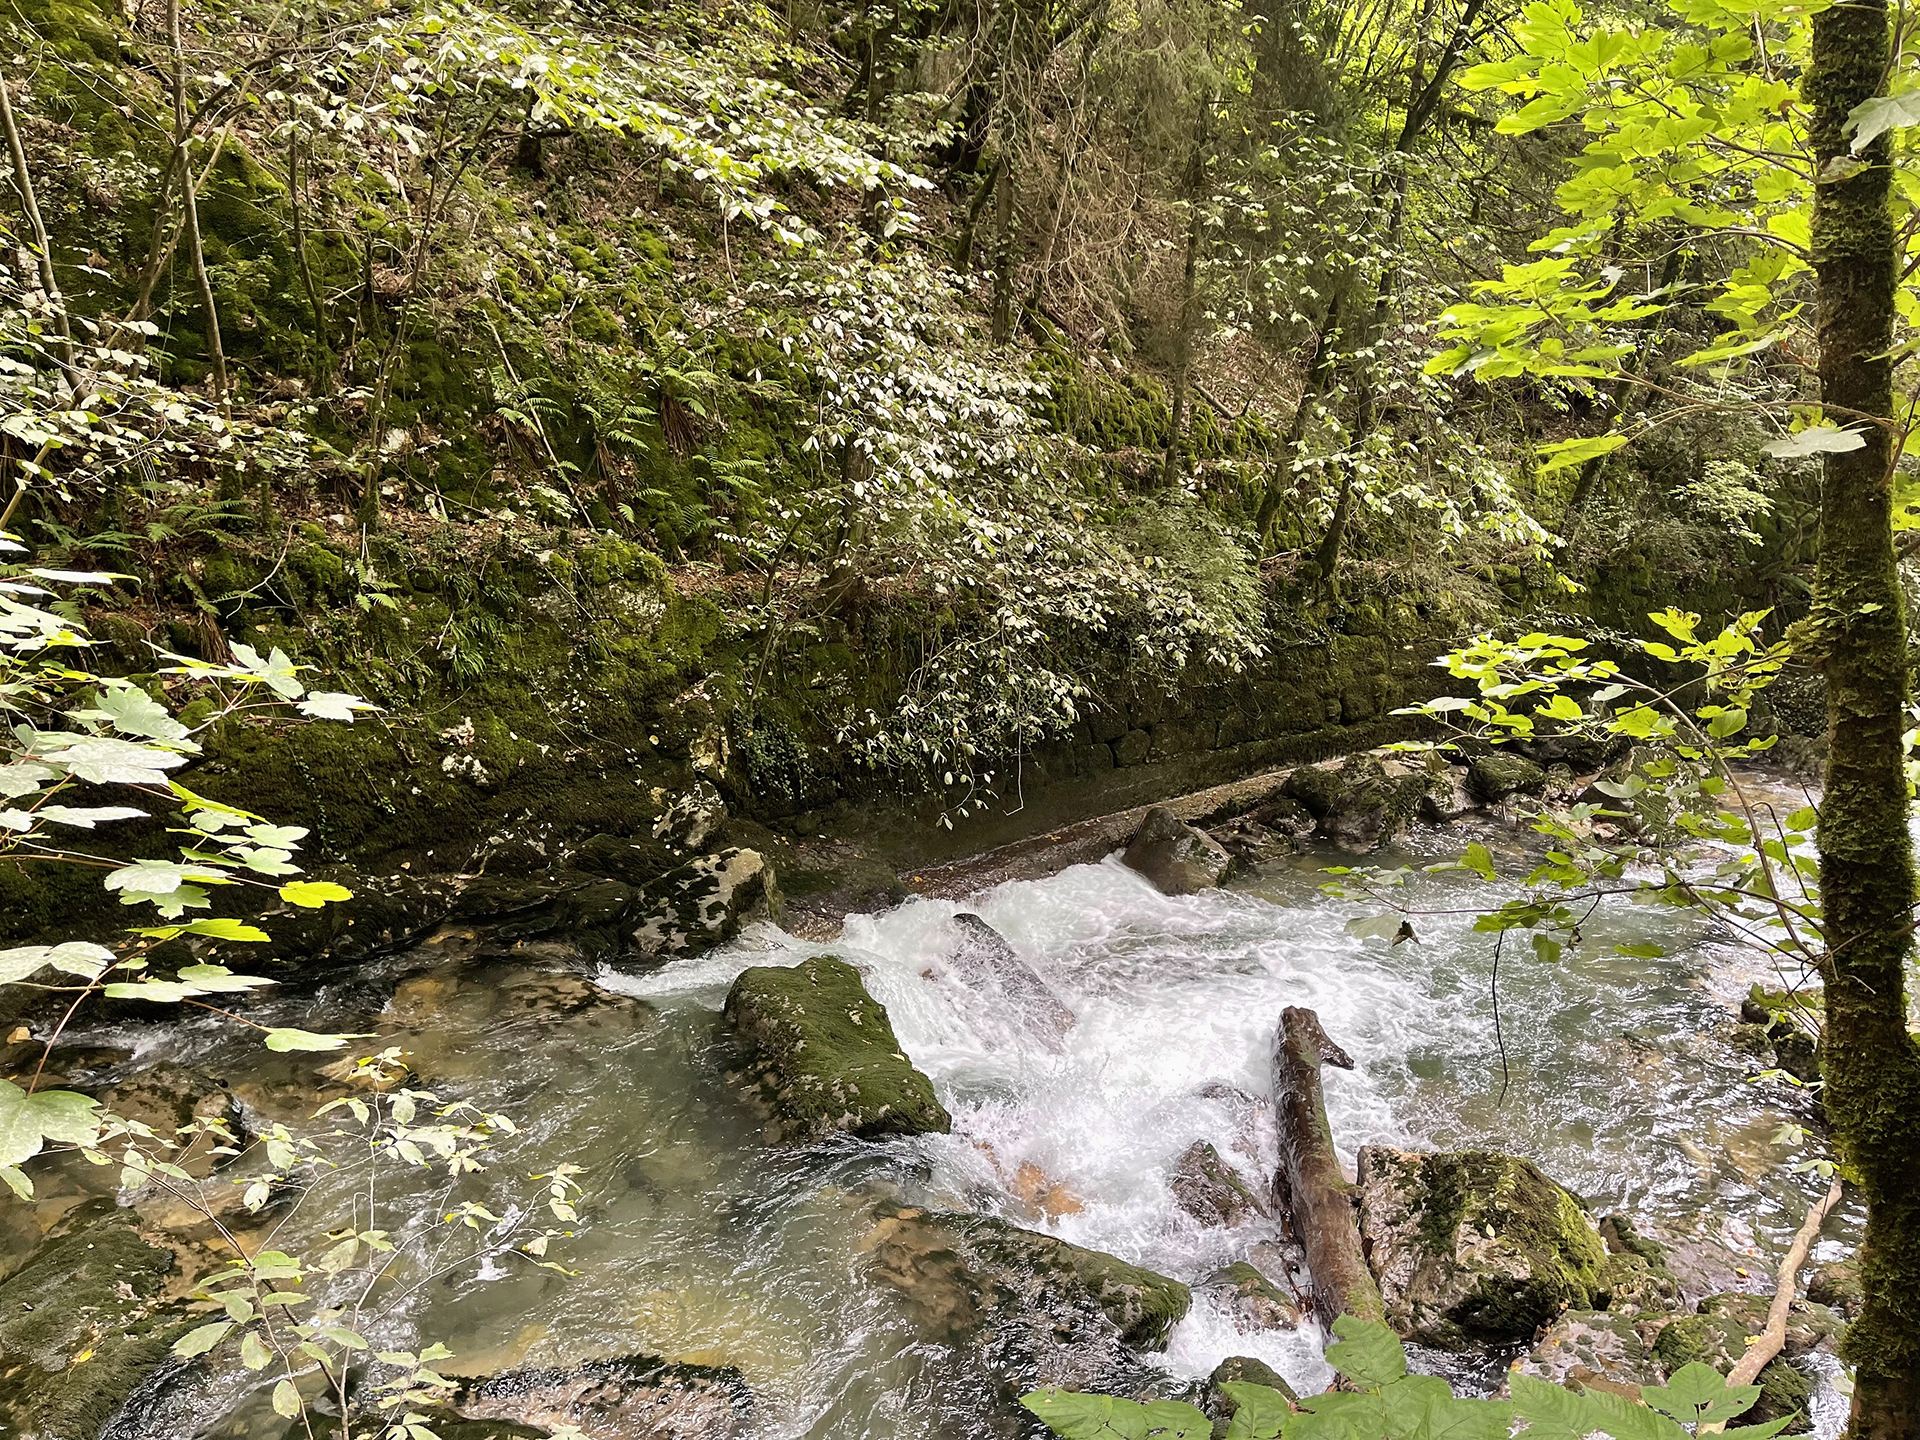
[
  {"x1": 1807, "y1": 1256, "x2": 1862, "y2": 1317},
  {"x1": 630, "y1": 848, "x2": 782, "y2": 961},
  {"x1": 1651, "y1": 1304, "x2": 1825, "y2": 1431},
  {"x1": 0, "y1": 1205, "x2": 191, "y2": 1440},
  {"x1": 863, "y1": 1201, "x2": 1192, "y2": 1400},
  {"x1": 724, "y1": 955, "x2": 950, "y2": 1141},
  {"x1": 456, "y1": 1354, "x2": 751, "y2": 1440},
  {"x1": 1356, "y1": 1146, "x2": 1609, "y2": 1349},
  {"x1": 1466, "y1": 753, "x2": 1547, "y2": 804}
]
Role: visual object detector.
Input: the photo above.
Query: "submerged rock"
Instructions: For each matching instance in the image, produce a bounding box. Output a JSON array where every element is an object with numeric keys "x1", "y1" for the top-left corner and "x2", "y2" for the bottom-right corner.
[
  {"x1": 1595, "y1": 1214, "x2": 1680, "y2": 1314},
  {"x1": 1356, "y1": 1146, "x2": 1609, "y2": 1349},
  {"x1": 1123, "y1": 806, "x2": 1231, "y2": 895},
  {"x1": 631, "y1": 848, "x2": 781, "y2": 960},
  {"x1": 0, "y1": 1205, "x2": 190, "y2": 1440},
  {"x1": 724, "y1": 955, "x2": 950, "y2": 1141},
  {"x1": 1171, "y1": 1141, "x2": 1264, "y2": 1228},
  {"x1": 1199, "y1": 1262, "x2": 1301, "y2": 1333},
  {"x1": 942, "y1": 912, "x2": 1075, "y2": 1049},
  {"x1": 456, "y1": 1354, "x2": 751, "y2": 1440},
  {"x1": 863, "y1": 1203, "x2": 1190, "y2": 1396},
  {"x1": 1807, "y1": 1256, "x2": 1862, "y2": 1317}
]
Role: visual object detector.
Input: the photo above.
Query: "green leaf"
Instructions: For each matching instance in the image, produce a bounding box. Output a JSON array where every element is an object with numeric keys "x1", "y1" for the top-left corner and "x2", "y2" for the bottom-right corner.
[
  {"x1": 1643, "y1": 1362, "x2": 1762, "y2": 1426},
  {"x1": 1325, "y1": 1314, "x2": 1407, "y2": 1386},
  {"x1": 272, "y1": 1377, "x2": 303, "y2": 1419},
  {"x1": 1022, "y1": 1390, "x2": 1146, "y2": 1440},
  {"x1": 1614, "y1": 942, "x2": 1665, "y2": 959},
  {"x1": 0, "y1": 1080, "x2": 102, "y2": 1165},
  {"x1": 0, "y1": 940, "x2": 114, "y2": 983},
  {"x1": 264, "y1": 1028, "x2": 364, "y2": 1053},
  {"x1": 296, "y1": 692, "x2": 379, "y2": 722},
  {"x1": 1347, "y1": 914, "x2": 1407, "y2": 943},
  {"x1": 1461, "y1": 842, "x2": 1496, "y2": 882},
  {"x1": 1762, "y1": 426, "x2": 1867, "y2": 459},
  {"x1": 1220, "y1": 1383, "x2": 1294, "y2": 1440},
  {"x1": 1846, "y1": 89, "x2": 1920, "y2": 153},
  {"x1": 1536, "y1": 432, "x2": 1629, "y2": 476},
  {"x1": 171, "y1": 1321, "x2": 234, "y2": 1358},
  {"x1": 277, "y1": 880, "x2": 352, "y2": 908},
  {"x1": 135, "y1": 918, "x2": 270, "y2": 943},
  {"x1": 1141, "y1": 1400, "x2": 1213, "y2": 1440}
]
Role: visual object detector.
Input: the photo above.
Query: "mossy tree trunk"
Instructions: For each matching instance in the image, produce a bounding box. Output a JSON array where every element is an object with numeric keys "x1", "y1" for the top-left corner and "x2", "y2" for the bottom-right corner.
[{"x1": 1806, "y1": 2, "x2": 1920, "y2": 1433}]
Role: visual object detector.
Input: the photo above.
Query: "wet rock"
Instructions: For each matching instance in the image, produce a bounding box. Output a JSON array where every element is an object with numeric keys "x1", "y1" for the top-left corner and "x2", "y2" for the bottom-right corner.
[
  {"x1": 725, "y1": 955, "x2": 950, "y2": 1141},
  {"x1": 631, "y1": 848, "x2": 781, "y2": 961},
  {"x1": 863, "y1": 1203, "x2": 1190, "y2": 1395},
  {"x1": 1123, "y1": 806, "x2": 1231, "y2": 895},
  {"x1": 942, "y1": 913, "x2": 1075, "y2": 1049},
  {"x1": 1652, "y1": 1302, "x2": 1826, "y2": 1429},
  {"x1": 252, "y1": 866, "x2": 461, "y2": 967},
  {"x1": 1596, "y1": 1214, "x2": 1681, "y2": 1314},
  {"x1": 1520, "y1": 1310, "x2": 1665, "y2": 1396},
  {"x1": 1204, "y1": 1356, "x2": 1297, "y2": 1437},
  {"x1": 0, "y1": 1204, "x2": 191, "y2": 1440},
  {"x1": 1418, "y1": 769, "x2": 1481, "y2": 825},
  {"x1": 1170, "y1": 1141, "x2": 1263, "y2": 1228},
  {"x1": 1200, "y1": 1262, "x2": 1302, "y2": 1333},
  {"x1": 1356, "y1": 1146, "x2": 1609, "y2": 1349},
  {"x1": 1807, "y1": 1256, "x2": 1862, "y2": 1317},
  {"x1": 654, "y1": 780, "x2": 728, "y2": 852},
  {"x1": 456, "y1": 1354, "x2": 751, "y2": 1440},
  {"x1": 1466, "y1": 754, "x2": 1546, "y2": 804},
  {"x1": 1285, "y1": 756, "x2": 1434, "y2": 849}
]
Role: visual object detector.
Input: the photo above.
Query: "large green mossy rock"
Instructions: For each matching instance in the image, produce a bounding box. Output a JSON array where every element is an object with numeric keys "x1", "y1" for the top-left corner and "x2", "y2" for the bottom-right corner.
[
  {"x1": 0, "y1": 1206, "x2": 190, "y2": 1440},
  {"x1": 864, "y1": 1202, "x2": 1191, "y2": 1398},
  {"x1": 1356, "y1": 1147, "x2": 1609, "y2": 1349},
  {"x1": 724, "y1": 956, "x2": 950, "y2": 1141}
]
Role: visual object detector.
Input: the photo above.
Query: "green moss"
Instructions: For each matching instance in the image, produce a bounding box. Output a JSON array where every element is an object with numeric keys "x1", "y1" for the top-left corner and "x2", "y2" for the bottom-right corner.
[
  {"x1": 0, "y1": 1206, "x2": 190, "y2": 1440},
  {"x1": 724, "y1": 954, "x2": 950, "y2": 1140}
]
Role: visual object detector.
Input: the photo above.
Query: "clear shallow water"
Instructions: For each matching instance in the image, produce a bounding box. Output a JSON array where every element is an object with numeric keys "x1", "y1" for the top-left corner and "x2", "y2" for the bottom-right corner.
[{"x1": 75, "y1": 824, "x2": 1852, "y2": 1439}]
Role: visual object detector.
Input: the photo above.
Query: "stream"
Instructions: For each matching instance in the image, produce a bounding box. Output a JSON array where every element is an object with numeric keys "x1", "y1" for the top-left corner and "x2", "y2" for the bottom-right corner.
[{"x1": 52, "y1": 813, "x2": 1861, "y2": 1440}]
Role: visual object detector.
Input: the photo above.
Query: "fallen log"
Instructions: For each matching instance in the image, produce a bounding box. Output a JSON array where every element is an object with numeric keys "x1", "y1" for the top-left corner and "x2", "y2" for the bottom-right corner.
[{"x1": 1272, "y1": 1006, "x2": 1386, "y2": 1327}]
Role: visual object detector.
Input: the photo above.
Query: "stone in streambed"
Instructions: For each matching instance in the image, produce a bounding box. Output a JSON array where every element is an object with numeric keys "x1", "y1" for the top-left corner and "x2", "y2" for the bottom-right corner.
[
  {"x1": 654, "y1": 780, "x2": 728, "y2": 852},
  {"x1": 455, "y1": 1354, "x2": 751, "y2": 1440},
  {"x1": 724, "y1": 955, "x2": 949, "y2": 1141},
  {"x1": 1200, "y1": 1262, "x2": 1302, "y2": 1333},
  {"x1": 1124, "y1": 806, "x2": 1231, "y2": 894},
  {"x1": 1466, "y1": 753, "x2": 1546, "y2": 804},
  {"x1": 1282, "y1": 756, "x2": 1439, "y2": 849},
  {"x1": 1519, "y1": 1309, "x2": 1665, "y2": 1396},
  {"x1": 1356, "y1": 1146, "x2": 1609, "y2": 1349},
  {"x1": 1204, "y1": 1356, "x2": 1298, "y2": 1438},
  {"x1": 0, "y1": 1204, "x2": 194, "y2": 1440},
  {"x1": 942, "y1": 912, "x2": 1075, "y2": 1048},
  {"x1": 631, "y1": 848, "x2": 781, "y2": 961},
  {"x1": 1171, "y1": 1141, "x2": 1264, "y2": 1228},
  {"x1": 862, "y1": 1202, "x2": 1190, "y2": 1397}
]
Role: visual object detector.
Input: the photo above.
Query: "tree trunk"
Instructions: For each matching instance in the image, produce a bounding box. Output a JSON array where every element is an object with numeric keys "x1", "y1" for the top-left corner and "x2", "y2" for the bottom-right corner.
[
  {"x1": 0, "y1": 76, "x2": 77, "y2": 385},
  {"x1": 992, "y1": 149, "x2": 1016, "y2": 343},
  {"x1": 1806, "y1": 3, "x2": 1920, "y2": 1434},
  {"x1": 169, "y1": 0, "x2": 227, "y2": 413},
  {"x1": 1271, "y1": 1006, "x2": 1386, "y2": 1328},
  {"x1": 1161, "y1": 99, "x2": 1210, "y2": 488}
]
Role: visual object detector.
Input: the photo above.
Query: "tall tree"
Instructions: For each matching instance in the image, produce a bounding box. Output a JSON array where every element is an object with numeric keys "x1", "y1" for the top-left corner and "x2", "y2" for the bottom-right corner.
[{"x1": 1805, "y1": 0, "x2": 1920, "y2": 1431}]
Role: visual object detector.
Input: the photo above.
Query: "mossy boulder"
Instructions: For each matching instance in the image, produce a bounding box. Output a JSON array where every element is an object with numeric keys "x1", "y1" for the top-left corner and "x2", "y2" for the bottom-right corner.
[
  {"x1": 1356, "y1": 1146, "x2": 1609, "y2": 1349},
  {"x1": 1651, "y1": 1301, "x2": 1827, "y2": 1431},
  {"x1": 1466, "y1": 753, "x2": 1547, "y2": 804},
  {"x1": 1283, "y1": 756, "x2": 1435, "y2": 849},
  {"x1": 1122, "y1": 805, "x2": 1231, "y2": 895},
  {"x1": 455, "y1": 1354, "x2": 751, "y2": 1440},
  {"x1": 724, "y1": 955, "x2": 950, "y2": 1141},
  {"x1": 0, "y1": 1205, "x2": 191, "y2": 1440},
  {"x1": 1519, "y1": 1309, "x2": 1664, "y2": 1396},
  {"x1": 863, "y1": 1202, "x2": 1191, "y2": 1398},
  {"x1": 1807, "y1": 1256, "x2": 1862, "y2": 1317}
]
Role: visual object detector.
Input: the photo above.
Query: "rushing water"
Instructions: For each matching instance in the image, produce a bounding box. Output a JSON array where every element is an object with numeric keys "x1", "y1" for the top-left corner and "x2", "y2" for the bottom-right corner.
[{"x1": 48, "y1": 813, "x2": 1856, "y2": 1439}]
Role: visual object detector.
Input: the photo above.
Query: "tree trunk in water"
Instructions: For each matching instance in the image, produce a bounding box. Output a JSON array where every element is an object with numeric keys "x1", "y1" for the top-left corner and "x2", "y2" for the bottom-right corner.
[
  {"x1": 1272, "y1": 1006, "x2": 1385, "y2": 1328},
  {"x1": 1806, "y1": 3, "x2": 1920, "y2": 1434}
]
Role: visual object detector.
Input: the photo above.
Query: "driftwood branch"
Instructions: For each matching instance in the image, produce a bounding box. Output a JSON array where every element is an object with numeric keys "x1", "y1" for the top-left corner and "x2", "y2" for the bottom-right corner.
[
  {"x1": 1698, "y1": 1175, "x2": 1845, "y2": 1435},
  {"x1": 1272, "y1": 1005, "x2": 1386, "y2": 1327}
]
